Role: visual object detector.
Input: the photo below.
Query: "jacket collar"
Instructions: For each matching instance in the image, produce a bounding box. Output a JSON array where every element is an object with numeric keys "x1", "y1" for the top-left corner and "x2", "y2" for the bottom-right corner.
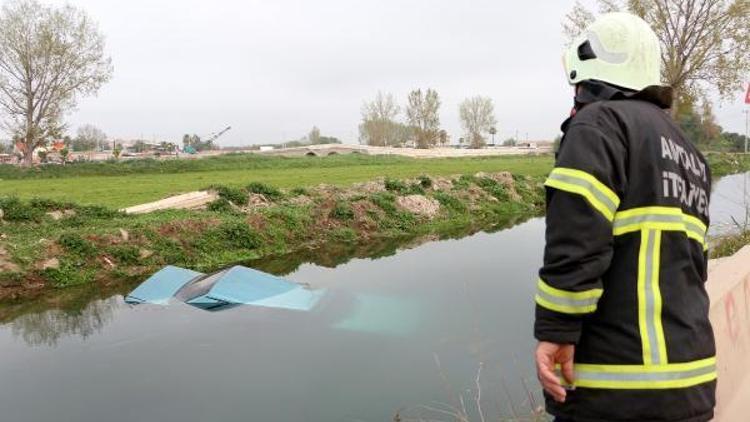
[{"x1": 561, "y1": 80, "x2": 674, "y2": 132}]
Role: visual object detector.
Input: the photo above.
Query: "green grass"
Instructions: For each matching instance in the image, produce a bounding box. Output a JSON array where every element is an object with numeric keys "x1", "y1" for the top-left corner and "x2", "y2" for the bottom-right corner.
[
  {"x1": 1, "y1": 152, "x2": 744, "y2": 210},
  {"x1": 711, "y1": 231, "x2": 750, "y2": 259},
  {"x1": 0, "y1": 154, "x2": 552, "y2": 208}
]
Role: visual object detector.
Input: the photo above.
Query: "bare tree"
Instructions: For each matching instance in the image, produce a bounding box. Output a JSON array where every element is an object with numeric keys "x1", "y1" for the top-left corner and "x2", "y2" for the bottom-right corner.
[
  {"x1": 699, "y1": 99, "x2": 722, "y2": 143},
  {"x1": 563, "y1": 0, "x2": 750, "y2": 111},
  {"x1": 74, "y1": 123, "x2": 107, "y2": 151},
  {"x1": 438, "y1": 129, "x2": 450, "y2": 146},
  {"x1": 0, "y1": 0, "x2": 113, "y2": 165},
  {"x1": 359, "y1": 92, "x2": 405, "y2": 146},
  {"x1": 406, "y1": 88, "x2": 441, "y2": 149},
  {"x1": 459, "y1": 96, "x2": 497, "y2": 149},
  {"x1": 563, "y1": 1, "x2": 596, "y2": 41}
]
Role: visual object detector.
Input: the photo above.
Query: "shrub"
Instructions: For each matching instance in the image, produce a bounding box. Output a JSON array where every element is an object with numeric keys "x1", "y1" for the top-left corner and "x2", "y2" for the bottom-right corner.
[
  {"x1": 108, "y1": 244, "x2": 141, "y2": 264},
  {"x1": 76, "y1": 205, "x2": 121, "y2": 220},
  {"x1": 58, "y1": 233, "x2": 96, "y2": 256},
  {"x1": 0, "y1": 272, "x2": 22, "y2": 287},
  {"x1": 247, "y1": 182, "x2": 283, "y2": 200},
  {"x1": 289, "y1": 187, "x2": 309, "y2": 197},
  {"x1": 384, "y1": 178, "x2": 425, "y2": 195},
  {"x1": 384, "y1": 178, "x2": 409, "y2": 193},
  {"x1": 207, "y1": 198, "x2": 236, "y2": 213},
  {"x1": 42, "y1": 260, "x2": 93, "y2": 288},
  {"x1": 151, "y1": 237, "x2": 188, "y2": 265},
  {"x1": 216, "y1": 221, "x2": 261, "y2": 250},
  {"x1": 209, "y1": 185, "x2": 248, "y2": 206},
  {"x1": 476, "y1": 177, "x2": 509, "y2": 201},
  {"x1": 712, "y1": 231, "x2": 750, "y2": 259},
  {"x1": 329, "y1": 227, "x2": 356, "y2": 242},
  {"x1": 0, "y1": 197, "x2": 44, "y2": 222},
  {"x1": 29, "y1": 198, "x2": 70, "y2": 211},
  {"x1": 452, "y1": 174, "x2": 476, "y2": 190},
  {"x1": 330, "y1": 201, "x2": 354, "y2": 220},
  {"x1": 370, "y1": 192, "x2": 397, "y2": 214},
  {"x1": 264, "y1": 206, "x2": 309, "y2": 232},
  {"x1": 379, "y1": 210, "x2": 417, "y2": 231},
  {"x1": 433, "y1": 192, "x2": 467, "y2": 213},
  {"x1": 417, "y1": 175, "x2": 433, "y2": 189}
]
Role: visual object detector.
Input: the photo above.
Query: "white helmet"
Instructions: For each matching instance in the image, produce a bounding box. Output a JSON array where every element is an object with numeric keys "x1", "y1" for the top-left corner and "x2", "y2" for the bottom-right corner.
[{"x1": 564, "y1": 12, "x2": 661, "y2": 91}]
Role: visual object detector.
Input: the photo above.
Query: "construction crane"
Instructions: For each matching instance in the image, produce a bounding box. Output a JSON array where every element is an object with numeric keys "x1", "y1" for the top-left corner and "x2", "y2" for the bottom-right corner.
[
  {"x1": 205, "y1": 126, "x2": 232, "y2": 145},
  {"x1": 183, "y1": 126, "x2": 232, "y2": 154}
]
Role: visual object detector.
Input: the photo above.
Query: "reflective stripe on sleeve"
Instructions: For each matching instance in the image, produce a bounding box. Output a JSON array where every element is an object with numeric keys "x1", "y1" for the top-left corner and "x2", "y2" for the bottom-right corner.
[
  {"x1": 545, "y1": 168, "x2": 620, "y2": 222},
  {"x1": 535, "y1": 278, "x2": 603, "y2": 314},
  {"x1": 558, "y1": 357, "x2": 717, "y2": 390}
]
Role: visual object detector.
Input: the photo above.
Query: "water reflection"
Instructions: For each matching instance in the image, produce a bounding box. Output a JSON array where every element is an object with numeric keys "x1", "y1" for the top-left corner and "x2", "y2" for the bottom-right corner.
[
  {"x1": 248, "y1": 213, "x2": 533, "y2": 276},
  {"x1": 10, "y1": 297, "x2": 118, "y2": 347}
]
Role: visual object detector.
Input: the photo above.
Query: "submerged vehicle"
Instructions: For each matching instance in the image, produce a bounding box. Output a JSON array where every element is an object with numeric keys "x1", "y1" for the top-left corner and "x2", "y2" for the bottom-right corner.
[
  {"x1": 126, "y1": 265, "x2": 423, "y2": 336},
  {"x1": 125, "y1": 265, "x2": 325, "y2": 312}
]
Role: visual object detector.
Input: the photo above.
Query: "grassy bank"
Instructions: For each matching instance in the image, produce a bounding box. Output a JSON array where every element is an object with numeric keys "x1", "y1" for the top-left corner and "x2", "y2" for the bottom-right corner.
[
  {"x1": 0, "y1": 153, "x2": 553, "y2": 208},
  {"x1": 0, "y1": 172, "x2": 545, "y2": 302},
  {"x1": 711, "y1": 231, "x2": 750, "y2": 259}
]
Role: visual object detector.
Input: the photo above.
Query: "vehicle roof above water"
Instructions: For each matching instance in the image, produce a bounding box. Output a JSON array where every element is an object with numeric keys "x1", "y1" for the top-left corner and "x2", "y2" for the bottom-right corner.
[{"x1": 125, "y1": 265, "x2": 324, "y2": 312}]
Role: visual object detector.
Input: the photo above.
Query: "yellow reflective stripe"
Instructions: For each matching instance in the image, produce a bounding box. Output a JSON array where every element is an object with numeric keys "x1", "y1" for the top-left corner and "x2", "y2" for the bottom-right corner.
[
  {"x1": 683, "y1": 213, "x2": 709, "y2": 251},
  {"x1": 613, "y1": 206, "x2": 707, "y2": 249},
  {"x1": 535, "y1": 278, "x2": 602, "y2": 314},
  {"x1": 545, "y1": 168, "x2": 620, "y2": 222},
  {"x1": 560, "y1": 357, "x2": 717, "y2": 390},
  {"x1": 651, "y1": 231, "x2": 668, "y2": 364},
  {"x1": 681, "y1": 213, "x2": 708, "y2": 234},
  {"x1": 637, "y1": 230, "x2": 652, "y2": 364},
  {"x1": 638, "y1": 229, "x2": 668, "y2": 365},
  {"x1": 573, "y1": 372, "x2": 718, "y2": 390}
]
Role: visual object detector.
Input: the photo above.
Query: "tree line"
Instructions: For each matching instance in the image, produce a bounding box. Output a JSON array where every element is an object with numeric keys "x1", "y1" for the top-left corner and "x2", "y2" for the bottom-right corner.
[{"x1": 359, "y1": 90, "x2": 499, "y2": 149}]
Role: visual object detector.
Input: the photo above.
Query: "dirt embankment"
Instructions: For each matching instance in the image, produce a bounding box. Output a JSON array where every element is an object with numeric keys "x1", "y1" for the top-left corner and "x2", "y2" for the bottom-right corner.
[{"x1": 0, "y1": 172, "x2": 545, "y2": 302}]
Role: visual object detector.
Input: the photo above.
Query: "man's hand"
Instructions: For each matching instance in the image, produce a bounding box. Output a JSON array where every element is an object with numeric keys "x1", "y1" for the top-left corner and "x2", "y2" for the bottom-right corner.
[{"x1": 535, "y1": 341, "x2": 575, "y2": 403}]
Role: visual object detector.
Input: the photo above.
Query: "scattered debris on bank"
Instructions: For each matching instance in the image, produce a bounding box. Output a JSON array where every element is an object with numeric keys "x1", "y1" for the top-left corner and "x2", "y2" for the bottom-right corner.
[{"x1": 123, "y1": 191, "x2": 218, "y2": 214}]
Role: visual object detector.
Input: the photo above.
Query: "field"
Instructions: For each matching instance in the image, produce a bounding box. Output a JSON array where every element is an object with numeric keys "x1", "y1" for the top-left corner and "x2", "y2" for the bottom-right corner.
[{"x1": 0, "y1": 153, "x2": 554, "y2": 208}]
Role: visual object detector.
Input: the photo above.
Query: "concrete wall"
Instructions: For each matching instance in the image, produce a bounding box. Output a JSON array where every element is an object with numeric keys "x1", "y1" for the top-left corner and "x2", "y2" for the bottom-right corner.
[{"x1": 707, "y1": 245, "x2": 750, "y2": 420}]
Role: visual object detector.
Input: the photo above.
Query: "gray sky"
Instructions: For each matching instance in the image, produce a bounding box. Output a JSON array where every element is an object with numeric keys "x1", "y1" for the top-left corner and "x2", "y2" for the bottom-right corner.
[{"x1": 46, "y1": 0, "x2": 749, "y2": 146}]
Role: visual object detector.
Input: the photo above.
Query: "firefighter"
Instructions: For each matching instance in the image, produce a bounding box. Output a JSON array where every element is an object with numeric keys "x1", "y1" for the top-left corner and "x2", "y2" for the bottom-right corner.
[{"x1": 534, "y1": 12, "x2": 716, "y2": 422}]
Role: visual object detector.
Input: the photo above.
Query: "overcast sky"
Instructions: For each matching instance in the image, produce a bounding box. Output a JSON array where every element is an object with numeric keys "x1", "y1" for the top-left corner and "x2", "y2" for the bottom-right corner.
[{"x1": 44, "y1": 0, "x2": 749, "y2": 146}]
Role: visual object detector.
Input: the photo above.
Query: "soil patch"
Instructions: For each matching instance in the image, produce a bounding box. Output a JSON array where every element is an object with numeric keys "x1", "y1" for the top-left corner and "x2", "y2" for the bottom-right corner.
[{"x1": 396, "y1": 195, "x2": 440, "y2": 218}]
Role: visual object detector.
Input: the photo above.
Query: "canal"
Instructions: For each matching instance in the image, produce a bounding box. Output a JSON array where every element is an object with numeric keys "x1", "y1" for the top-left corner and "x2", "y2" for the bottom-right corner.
[{"x1": 0, "y1": 172, "x2": 747, "y2": 422}]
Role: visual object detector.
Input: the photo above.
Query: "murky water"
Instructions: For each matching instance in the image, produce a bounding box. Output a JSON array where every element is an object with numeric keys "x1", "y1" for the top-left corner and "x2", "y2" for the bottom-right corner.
[
  {"x1": 0, "y1": 173, "x2": 747, "y2": 422},
  {"x1": 709, "y1": 172, "x2": 750, "y2": 236}
]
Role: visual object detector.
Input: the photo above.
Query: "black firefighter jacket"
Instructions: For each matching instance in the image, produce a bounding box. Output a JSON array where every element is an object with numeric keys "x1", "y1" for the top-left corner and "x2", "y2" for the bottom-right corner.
[{"x1": 535, "y1": 84, "x2": 716, "y2": 422}]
